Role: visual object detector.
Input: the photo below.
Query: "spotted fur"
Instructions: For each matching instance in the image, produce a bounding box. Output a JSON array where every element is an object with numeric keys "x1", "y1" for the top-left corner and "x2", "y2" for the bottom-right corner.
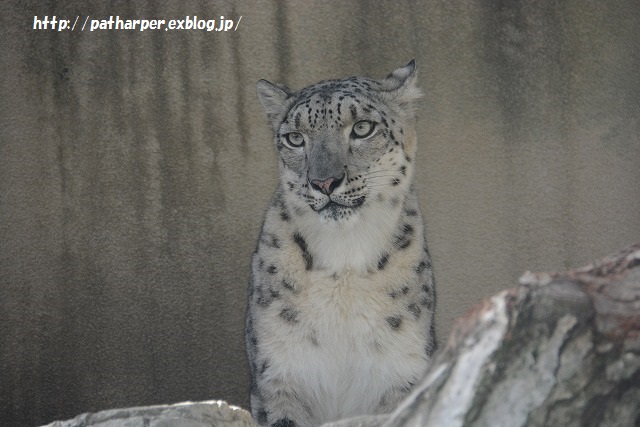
[{"x1": 245, "y1": 61, "x2": 436, "y2": 427}]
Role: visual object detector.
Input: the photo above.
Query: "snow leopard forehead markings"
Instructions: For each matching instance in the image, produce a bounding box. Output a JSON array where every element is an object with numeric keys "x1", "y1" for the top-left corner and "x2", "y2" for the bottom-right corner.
[{"x1": 283, "y1": 77, "x2": 386, "y2": 131}]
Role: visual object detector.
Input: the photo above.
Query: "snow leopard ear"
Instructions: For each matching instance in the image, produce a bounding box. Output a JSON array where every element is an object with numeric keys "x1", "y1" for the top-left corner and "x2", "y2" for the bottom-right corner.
[
  {"x1": 383, "y1": 59, "x2": 423, "y2": 110},
  {"x1": 256, "y1": 79, "x2": 293, "y2": 129}
]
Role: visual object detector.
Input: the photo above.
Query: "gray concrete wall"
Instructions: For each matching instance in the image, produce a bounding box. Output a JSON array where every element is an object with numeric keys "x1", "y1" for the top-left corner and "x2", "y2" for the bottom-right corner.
[{"x1": 1, "y1": 1, "x2": 638, "y2": 426}]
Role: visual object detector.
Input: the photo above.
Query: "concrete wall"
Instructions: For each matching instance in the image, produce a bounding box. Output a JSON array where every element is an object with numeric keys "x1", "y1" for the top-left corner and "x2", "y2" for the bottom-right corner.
[{"x1": 1, "y1": 1, "x2": 638, "y2": 426}]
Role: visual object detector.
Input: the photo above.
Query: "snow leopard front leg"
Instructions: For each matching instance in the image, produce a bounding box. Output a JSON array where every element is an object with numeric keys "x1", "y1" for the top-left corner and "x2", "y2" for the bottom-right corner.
[
  {"x1": 250, "y1": 383, "x2": 313, "y2": 427},
  {"x1": 246, "y1": 345, "x2": 313, "y2": 425},
  {"x1": 245, "y1": 272, "x2": 313, "y2": 427}
]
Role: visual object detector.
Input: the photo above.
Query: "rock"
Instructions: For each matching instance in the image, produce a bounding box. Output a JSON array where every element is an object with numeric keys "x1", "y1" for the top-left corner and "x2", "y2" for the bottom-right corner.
[
  {"x1": 320, "y1": 414, "x2": 389, "y2": 427},
  {"x1": 41, "y1": 400, "x2": 255, "y2": 427},
  {"x1": 384, "y1": 243, "x2": 640, "y2": 427}
]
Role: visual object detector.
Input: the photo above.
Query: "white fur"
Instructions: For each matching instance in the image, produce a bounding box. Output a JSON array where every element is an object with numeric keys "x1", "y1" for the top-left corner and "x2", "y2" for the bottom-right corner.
[
  {"x1": 259, "y1": 268, "x2": 429, "y2": 423},
  {"x1": 294, "y1": 198, "x2": 402, "y2": 274}
]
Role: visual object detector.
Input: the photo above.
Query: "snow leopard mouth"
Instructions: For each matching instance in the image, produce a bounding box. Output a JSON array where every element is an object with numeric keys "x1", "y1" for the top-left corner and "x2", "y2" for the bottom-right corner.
[{"x1": 316, "y1": 196, "x2": 366, "y2": 216}]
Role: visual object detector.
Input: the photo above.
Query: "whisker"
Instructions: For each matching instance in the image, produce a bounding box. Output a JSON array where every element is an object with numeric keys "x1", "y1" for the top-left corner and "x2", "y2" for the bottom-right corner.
[
  {"x1": 365, "y1": 169, "x2": 403, "y2": 176},
  {"x1": 364, "y1": 178, "x2": 401, "y2": 184},
  {"x1": 364, "y1": 176, "x2": 403, "y2": 183},
  {"x1": 365, "y1": 172, "x2": 404, "y2": 179},
  {"x1": 365, "y1": 184, "x2": 410, "y2": 192}
]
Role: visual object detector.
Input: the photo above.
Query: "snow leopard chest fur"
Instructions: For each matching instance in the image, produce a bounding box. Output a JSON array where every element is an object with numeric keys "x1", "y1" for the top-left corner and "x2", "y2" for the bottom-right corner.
[{"x1": 245, "y1": 61, "x2": 436, "y2": 427}]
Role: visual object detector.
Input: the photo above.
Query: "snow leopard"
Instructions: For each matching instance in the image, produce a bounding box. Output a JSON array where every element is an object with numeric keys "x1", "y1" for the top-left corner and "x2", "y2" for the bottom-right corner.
[{"x1": 245, "y1": 60, "x2": 436, "y2": 427}]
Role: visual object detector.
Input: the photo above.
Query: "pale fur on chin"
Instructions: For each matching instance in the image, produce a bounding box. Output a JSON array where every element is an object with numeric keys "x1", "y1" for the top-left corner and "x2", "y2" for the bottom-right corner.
[{"x1": 291, "y1": 196, "x2": 403, "y2": 273}]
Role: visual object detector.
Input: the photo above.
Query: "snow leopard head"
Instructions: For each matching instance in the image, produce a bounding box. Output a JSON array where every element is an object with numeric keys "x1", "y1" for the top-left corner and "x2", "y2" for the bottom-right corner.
[{"x1": 257, "y1": 60, "x2": 422, "y2": 223}]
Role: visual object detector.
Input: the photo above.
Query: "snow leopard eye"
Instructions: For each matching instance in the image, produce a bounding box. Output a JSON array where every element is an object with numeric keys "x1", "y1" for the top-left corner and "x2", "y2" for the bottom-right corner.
[
  {"x1": 283, "y1": 132, "x2": 305, "y2": 148},
  {"x1": 351, "y1": 121, "x2": 376, "y2": 139}
]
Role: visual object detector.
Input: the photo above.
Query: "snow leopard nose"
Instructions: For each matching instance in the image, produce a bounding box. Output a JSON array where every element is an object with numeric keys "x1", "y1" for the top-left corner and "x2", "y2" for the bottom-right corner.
[{"x1": 309, "y1": 174, "x2": 344, "y2": 195}]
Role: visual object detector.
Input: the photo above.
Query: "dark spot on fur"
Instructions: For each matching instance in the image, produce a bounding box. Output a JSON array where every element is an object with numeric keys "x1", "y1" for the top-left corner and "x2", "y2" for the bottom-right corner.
[
  {"x1": 394, "y1": 223, "x2": 414, "y2": 250},
  {"x1": 389, "y1": 285, "x2": 408, "y2": 299},
  {"x1": 386, "y1": 316, "x2": 402, "y2": 330},
  {"x1": 267, "y1": 265, "x2": 277, "y2": 274},
  {"x1": 423, "y1": 244, "x2": 432, "y2": 257},
  {"x1": 416, "y1": 260, "x2": 430, "y2": 275},
  {"x1": 257, "y1": 409, "x2": 268, "y2": 425},
  {"x1": 282, "y1": 278, "x2": 296, "y2": 293},
  {"x1": 349, "y1": 105, "x2": 357, "y2": 120},
  {"x1": 280, "y1": 307, "x2": 299, "y2": 323},
  {"x1": 420, "y1": 285, "x2": 435, "y2": 309},
  {"x1": 272, "y1": 418, "x2": 295, "y2": 427},
  {"x1": 293, "y1": 232, "x2": 313, "y2": 270},
  {"x1": 261, "y1": 234, "x2": 281, "y2": 249},
  {"x1": 427, "y1": 323, "x2": 438, "y2": 355},
  {"x1": 407, "y1": 303, "x2": 421, "y2": 319},
  {"x1": 405, "y1": 208, "x2": 418, "y2": 216},
  {"x1": 280, "y1": 210, "x2": 290, "y2": 221},
  {"x1": 401, "y1": 381, "x2": 415, "y2": 394},
  {"x1": 259, "y1": 360, "x2": 269, "y2": 375},
  {"x1": 352, "y1": 195, "x2": 366, "y2": 206},
  {"x1": 377, "y1": 253, "x2": 389, "y2": 270},
  {"x1": 256, "y1": 284, "x2": 277, "y2": 308}
]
